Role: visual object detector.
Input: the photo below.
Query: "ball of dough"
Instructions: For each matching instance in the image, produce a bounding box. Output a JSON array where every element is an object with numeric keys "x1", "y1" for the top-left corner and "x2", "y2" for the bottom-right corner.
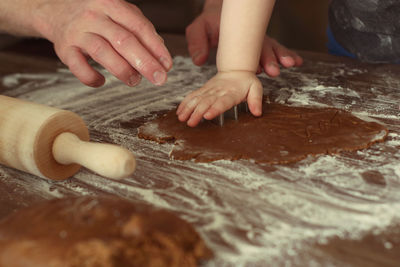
[{"x1": 0, "y1": 197, "x2": 212, "y2": 267}]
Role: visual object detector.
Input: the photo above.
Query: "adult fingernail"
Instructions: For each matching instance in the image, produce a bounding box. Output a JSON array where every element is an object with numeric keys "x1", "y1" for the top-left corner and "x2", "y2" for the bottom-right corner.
[
  {"x1": 269, "y1": 61, "x2": 279, "y2": 67},
  {"x1": 268, "y1": 62, "x2": 279, "y2": 70},
  {"x1": 192, "y1": 50, "x2": 204, "y2": 62},
  {"x1": 159, "y1": 57, "x2": 172, "y2": 70},
  {"x1": 280, "y1": 56, "x2": 295, "y2": 67},
  {"x1": 153, "y1": 70, "x2": 167, "y2": 85},
  {"x1": 266, "y1": 62, "x2": 280, "y2": 77},
  {"x1": 128, "y1": 75, "x2": 141, "y2": 87}
]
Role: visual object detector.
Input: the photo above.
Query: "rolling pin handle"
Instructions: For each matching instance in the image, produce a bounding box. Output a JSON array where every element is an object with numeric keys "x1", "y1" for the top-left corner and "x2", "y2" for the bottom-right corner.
[{"x1": 52, "y1": 132, "x2": 136, "y2": 179}]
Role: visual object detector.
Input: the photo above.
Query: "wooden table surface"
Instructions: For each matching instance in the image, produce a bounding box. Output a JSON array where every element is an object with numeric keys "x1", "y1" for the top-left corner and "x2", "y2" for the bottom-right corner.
[{"x1": 1, "y1": 35, "x2": 400, "y2": 266}]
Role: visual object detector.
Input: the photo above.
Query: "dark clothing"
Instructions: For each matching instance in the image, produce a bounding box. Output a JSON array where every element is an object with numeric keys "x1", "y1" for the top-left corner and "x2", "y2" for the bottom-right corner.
[{"x1": 329, "y1": 0, "x2": 400, "y2": 63}]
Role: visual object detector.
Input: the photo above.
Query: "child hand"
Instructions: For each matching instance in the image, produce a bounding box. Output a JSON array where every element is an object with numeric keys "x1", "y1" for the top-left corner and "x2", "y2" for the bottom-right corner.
[{"x1": 176, "y1": 71, "x2": 263, "y2": 127}]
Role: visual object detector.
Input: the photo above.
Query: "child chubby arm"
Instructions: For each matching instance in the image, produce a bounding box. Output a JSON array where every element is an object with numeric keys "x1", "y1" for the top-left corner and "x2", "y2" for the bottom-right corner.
[
  {"x1": 177, "y1": 0, "x2": 276, "y2": 127},
  {"x1": 186, "y1": 0, "x2": 302, "y2": 75}
]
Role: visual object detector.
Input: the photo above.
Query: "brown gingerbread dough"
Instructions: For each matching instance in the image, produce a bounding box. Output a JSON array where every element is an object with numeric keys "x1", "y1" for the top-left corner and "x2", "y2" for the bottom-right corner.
[
  {"x1": 138, "y1": 104, "x2": 388, "y2": 163},
  {"x1": 0, "y1": 197, "x2": 212, "y2": 267}
]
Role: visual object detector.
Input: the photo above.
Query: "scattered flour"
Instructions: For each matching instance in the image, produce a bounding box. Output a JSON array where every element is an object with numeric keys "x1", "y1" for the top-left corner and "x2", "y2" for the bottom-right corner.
[{"x1": 1, "y1": 56, "x2": 400, "y2": 266}]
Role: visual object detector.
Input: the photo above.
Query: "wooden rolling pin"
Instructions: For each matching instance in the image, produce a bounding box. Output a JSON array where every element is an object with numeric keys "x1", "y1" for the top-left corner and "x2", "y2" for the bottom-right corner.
[{"x1": 0, "y1": 95, "x2": 136, "y2": 180}]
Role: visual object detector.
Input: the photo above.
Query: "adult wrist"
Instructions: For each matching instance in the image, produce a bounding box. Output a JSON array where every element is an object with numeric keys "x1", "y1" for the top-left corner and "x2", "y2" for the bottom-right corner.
[{"x1": 0, "y1": 0, "x2": 46, "y2": 38}]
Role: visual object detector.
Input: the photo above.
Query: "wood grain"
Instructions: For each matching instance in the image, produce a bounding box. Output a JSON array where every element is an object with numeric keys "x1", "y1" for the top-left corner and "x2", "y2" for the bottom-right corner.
[{"x1": 0, "y1": 37, "x2": 400, "y2": 266}]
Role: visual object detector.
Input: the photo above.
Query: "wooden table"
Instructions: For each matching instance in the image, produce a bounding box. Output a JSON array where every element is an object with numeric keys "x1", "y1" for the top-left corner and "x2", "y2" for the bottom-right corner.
[{"x1": 1, "y1": 35, "x2": 400, "y2": 266}]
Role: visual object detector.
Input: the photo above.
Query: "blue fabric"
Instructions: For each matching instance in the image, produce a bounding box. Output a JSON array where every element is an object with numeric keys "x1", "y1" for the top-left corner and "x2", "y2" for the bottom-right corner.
[
  {"x1": 327, "y1": 27, "x2": 356, "y2": 59},
  {"x1": 327, "y1": 27, "x2": 400, "y2": 64}
]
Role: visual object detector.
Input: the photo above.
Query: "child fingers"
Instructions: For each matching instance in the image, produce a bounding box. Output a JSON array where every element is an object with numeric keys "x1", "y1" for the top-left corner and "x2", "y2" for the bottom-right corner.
[
  {"x1": 186, "y1": 97, "x2": 218, "y2": 127},
  {"x1": 203, "y1": 95, "x2": 237, "y2": 120},
  {"x1": 177, "y1": 95, "x2": 203, "y2": 122},
  {"x1": 177, "y1": 90, "x2": 202, "y2": 116},
  {"x1": 247, "y1": 80, "x2": 263, "y2": 116},
  {"x1": 177, "y1": 85, "x2": 213, "y2": 115}
]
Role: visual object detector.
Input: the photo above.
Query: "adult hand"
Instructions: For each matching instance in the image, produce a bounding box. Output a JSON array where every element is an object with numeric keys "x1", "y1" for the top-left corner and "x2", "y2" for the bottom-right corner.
[
  {"x1": 185, "y1": 0, "x2": 222, "y2": 66},
  {"x1": 176, "y1": 71, "x2": 263, "y2": 127},
  {"x1": 260, "y1": 35, "x2": 303, "y2": 77},
  {"x1": 36, "y1": 0, "x2": 172, "y2": 87}
]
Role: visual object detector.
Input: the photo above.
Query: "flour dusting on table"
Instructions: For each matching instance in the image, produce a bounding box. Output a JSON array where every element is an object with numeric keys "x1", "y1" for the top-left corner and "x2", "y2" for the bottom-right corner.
[{"x1": 1, "y1": 56, "x2": 400, "y2": 266}]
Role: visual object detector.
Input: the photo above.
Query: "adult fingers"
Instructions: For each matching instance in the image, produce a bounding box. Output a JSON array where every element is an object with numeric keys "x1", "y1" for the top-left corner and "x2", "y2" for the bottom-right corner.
[
  {"x1": 186, "y1": 17, "x2": 210, "y2": 66},
  {"x1": 260, "y1": 39, "x2": 281, "y2": 77},
  {"x1": 91, "y1": 16, "x2": 167, "y2": 86},
  {"x1": 271, "y1": 39, "x2": 295, "y2": 68},
  {"x1": 294, "y1": 54, "x2": 304, "y2": 66},
  {"x1": 78, "y1": 32, "x2": 141, "y2": 87},
  {"x1": 57, "y1": 45, "x2": 105, "y2": 87},
  {"x1": 206, "y1": 20, "x2": 220, "y2": 48},
  {"x1": 106, "y1": 2, "x2": 172, "y2": 71},
  {"x1": 270, "y1": 39, "x2": 303, "y2": 68}
]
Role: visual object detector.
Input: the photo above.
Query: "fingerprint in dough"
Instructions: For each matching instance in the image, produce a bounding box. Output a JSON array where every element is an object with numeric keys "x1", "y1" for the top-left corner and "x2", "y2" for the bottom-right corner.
[{"x1": 138, "y1": 103, "x2": 388, "y2": 164}]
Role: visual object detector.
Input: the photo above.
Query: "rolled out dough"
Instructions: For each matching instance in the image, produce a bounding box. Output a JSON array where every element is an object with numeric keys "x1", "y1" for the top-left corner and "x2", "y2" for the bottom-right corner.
[
  {"x1": 0, "y1": 197, "x2": 212, "y2": 267},
  {"x1": 138, "y1": 104, "x2": 388, "y2": 164}
]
